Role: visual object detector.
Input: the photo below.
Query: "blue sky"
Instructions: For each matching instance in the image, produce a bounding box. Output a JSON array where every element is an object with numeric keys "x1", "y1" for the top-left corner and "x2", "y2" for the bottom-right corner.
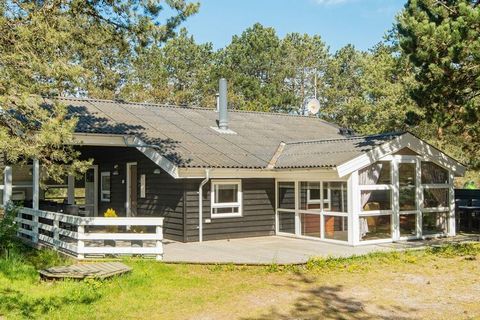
[{"x1": 181, "y1": 0, "x2": 406, "y2": 52}]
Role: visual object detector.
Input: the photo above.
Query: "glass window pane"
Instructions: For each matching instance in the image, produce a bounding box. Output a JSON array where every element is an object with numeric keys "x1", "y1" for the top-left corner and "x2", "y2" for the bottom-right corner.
[
  {"x1": 423, "y1": 188, "x2": 448, "y2": 208},
  {"x1": 361, "y1": 190, "x2": 391, "y2": 211},
  {"x1": 421, "y1": 162, "x2": 448, "y2": 184},
  {"x1": 278, "y1": 182, "x2": 295, "y2": 210},
  {"x1": 300, "y1": 213, "x2": 320, "y2": 238},
  {"x1": 400, "y1": 214, "x2": 417, "y2": 237},
  {"x1": 215, "y1": 184, "x2": 238, "y2": 203},
  {"x1": 44, "y1": 187, "x2": 68, "y2": 203},
  {"x1": 324, "y1": 215, "x2": 348, "y2": 241},
  {"x1": 299, "y1": 182, "x2": 321, "y2": 211},
  {"x1": 422, "y1": 212, "x2": 448, "y2": 234},
  {"x1": 360, "y1": 215, "x2": 391, "y2": 241},
  {"x1": 102, "y1": 174, "x2": 110, "y2": 190},
  {"x1": 213, "y1": 207, "x2": 239, "y2": 215},
  {"x1": 278, "y1": 211, "x2": 295, "y2": 234},
  {"x1": 399, "y1": 163, "x2": 416, "y2": 211},
  {"x1": 359, "y1": 161, "x2": 391, "y2": 185},
  {"x1": 394, "y1": 148, "x2": 419, "y2": 156},
  {"x1": 323, "y1": 182, "x2": 347, "y2": 213},
  {"x1": 400, "y1": 187, "x2": 416, "y2": 211}
]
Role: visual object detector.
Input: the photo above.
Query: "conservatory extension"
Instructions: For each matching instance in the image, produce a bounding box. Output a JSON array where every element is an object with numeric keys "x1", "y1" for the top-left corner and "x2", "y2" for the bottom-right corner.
[{"x1": 276, "y1": 149, "x2": 457, "y2": 245}]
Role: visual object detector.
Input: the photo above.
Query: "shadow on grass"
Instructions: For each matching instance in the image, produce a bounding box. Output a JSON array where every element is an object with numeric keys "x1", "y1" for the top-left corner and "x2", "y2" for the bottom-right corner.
[
  {"x1": 0, "y1": 285, "x2": 101, "y2": 318},
  {"x1": 244, "y1": 273, "x2": 417, "y2": 320}
]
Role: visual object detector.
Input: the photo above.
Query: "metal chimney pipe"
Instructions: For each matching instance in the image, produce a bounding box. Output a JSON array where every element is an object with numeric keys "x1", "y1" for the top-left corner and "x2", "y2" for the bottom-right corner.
[{"x1": 218, "y1": 78, "x2": 228, "y2": 130}]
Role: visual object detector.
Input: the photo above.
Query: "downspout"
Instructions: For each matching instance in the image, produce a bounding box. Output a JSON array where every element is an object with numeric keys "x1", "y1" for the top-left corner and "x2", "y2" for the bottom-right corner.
[{"x1": 198, "y1": 169, "x2": 210, "y2": 242}]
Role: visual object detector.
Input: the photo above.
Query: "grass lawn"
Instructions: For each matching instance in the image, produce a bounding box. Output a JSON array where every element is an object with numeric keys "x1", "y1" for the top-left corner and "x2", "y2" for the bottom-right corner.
[{"x1": 1, "y1": 243, "x2": 480, "y2": 320}]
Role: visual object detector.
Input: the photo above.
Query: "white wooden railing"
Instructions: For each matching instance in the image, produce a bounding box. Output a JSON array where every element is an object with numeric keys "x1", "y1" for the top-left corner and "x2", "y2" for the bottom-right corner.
[{"x1": 15, "y1": 207, "x2": 164, "y2": 261}]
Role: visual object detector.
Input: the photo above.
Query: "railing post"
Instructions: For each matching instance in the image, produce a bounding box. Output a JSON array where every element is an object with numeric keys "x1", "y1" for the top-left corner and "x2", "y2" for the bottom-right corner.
[
  {"x1": 53, "y1": 213, "x2": 59, "y2": 248},
  {"x1": 32, "y1": 159, "x2": 40, "y2": 210},
  {"x1": 155, "y1": 223, "x2": 163, "y2": 261},
  {"x1": 3, "y1": 166, "x2": 12, "y2": 206},
  {"x1": 77, "y1": 222, "x2": 85, "y2": 260},
  {"x1": 31, "y1": 209, "x2": 39, "y2": 244}
]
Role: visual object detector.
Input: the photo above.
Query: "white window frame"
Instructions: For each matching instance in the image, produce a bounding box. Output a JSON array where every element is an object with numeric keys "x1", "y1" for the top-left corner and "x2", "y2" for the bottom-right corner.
[
  {"x1": 306, "y1": 182, "x2": 321, "y2": 204},
  {"x1": 210, "y1": 179, "x2": 242, "y2": 218},
  {"x1": 275, "y1": 179, "x2": 349, "y2": 244},
  {"x1": 100, "y1": 171, "x2": 111, "y2": 202}
]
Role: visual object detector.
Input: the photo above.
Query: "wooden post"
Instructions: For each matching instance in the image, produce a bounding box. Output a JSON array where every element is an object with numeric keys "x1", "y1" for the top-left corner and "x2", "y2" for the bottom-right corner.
[
  {"x1": 53, "y1": 214, "x2": 60, "y2": 248},
  {"x1": 155, "y1": 224, "x2": 163, "y2": 261},
  {"x1": 348, "y1": 171, "x2": 360, "y2": 245},
  {"x1": 448, "y1": 172, "x2": 456, "y2": 237},
  {"x1": 67, "y1": 174, "x2": 75, "y2": 205},
  {"x1": 77, "y1": 224, "x2": 85, "y2": 259},
  {"x1": 32, "y1": 159, "x2": 40, "y2": 210},
  {"x1": 3, "y1": 166, "x2": 12, "y2": 206},
  {"x1": 31, "y1": 209, "x2": 39, "y2": 244},
  {"x1": 392, "y1": 158, "x2": 400, "y2": 241}
]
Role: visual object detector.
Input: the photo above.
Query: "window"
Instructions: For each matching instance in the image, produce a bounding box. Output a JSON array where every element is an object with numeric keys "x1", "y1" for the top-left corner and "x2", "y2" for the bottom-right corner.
[
  {"x1": 211, "y1": 180, "x2": 242, "y2": 218},
  {"x1": 100, "y1": 172, "x2": 111, "y2": 202},
  {"x1": 140, "y1": 174, "x2": 146, "y2": 198},
  {"x1": 278, "y1": 182, "x2": 295, "y2": 210},
  {"x1": 421, "y1": 162, "x2": 448, "y2": 184},
  {"x1": 299, "y1": 182, "x2": 321, "y2": 211},
  {"x1": 359, "y1": 215, "x2": 391, "y2": 241},
  {"x1": 323, "y1": 182, "x2": 348, "y2": 213},
  {"x1": 300, "y1": 213, "x2": 321, "y2": 238},
  {"x1": 400, "y1": 214, "x2": 417, "y2": 237},
  {"x1": 324, "y1": 215, "x2": 348, "y2": 241},
  {"x1": 361, "y1": 190, "x2": 392, "y2": 211},
  {"x1": 359, "y1": 161, "x2": 391, "y2": 185},
  {"x1": 423, "y1": 188, "x2": 449, "y2": 209},
  {"x1": 399, "y1": 163, "x2": 416, "y2": 211},
  {"x1": 278, "y1": 211, "x2": 295, "y2": 234},
  {"x1": 422, "y1": 212, "x2": 447, "y2": 235}
]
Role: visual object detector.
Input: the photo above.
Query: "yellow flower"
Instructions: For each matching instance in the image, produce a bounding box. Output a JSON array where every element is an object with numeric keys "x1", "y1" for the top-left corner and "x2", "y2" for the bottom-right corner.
[{"x1": 104, "y1": 208, "x2": 117, "y2": 218}]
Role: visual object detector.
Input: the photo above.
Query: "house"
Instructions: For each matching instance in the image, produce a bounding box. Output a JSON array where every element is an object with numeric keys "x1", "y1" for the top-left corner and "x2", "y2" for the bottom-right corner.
[{"x1": 1, "y1": 80, "x2": 466, "y2": 246}]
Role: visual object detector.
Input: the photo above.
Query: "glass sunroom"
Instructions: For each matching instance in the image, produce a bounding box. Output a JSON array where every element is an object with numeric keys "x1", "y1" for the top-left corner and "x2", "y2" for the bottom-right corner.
[{"x1": 275, "y1": 148, "x2": 457, "y2": 246}]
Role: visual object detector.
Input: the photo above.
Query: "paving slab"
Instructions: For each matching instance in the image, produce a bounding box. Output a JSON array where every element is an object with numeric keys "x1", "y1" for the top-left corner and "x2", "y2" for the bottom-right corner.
[{"x1": 162, "y1": 234, "x2": 480, "y2": 265}]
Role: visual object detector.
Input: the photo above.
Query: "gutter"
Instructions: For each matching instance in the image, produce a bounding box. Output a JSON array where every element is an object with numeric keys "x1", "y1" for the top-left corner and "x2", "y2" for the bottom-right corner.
[{"x1": 198, "y1": 169, "x2": 210, "y2": 242}]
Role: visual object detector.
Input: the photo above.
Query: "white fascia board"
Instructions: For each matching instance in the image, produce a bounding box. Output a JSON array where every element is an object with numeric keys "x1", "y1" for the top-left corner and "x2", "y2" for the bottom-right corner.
[
  {"x1": 336, "y1": 132, "x2": 466, "y2": 178},
  {"x1": 72, "y1": 133, "x2": 128, "y2": 146},
  {"x1": 72, "y1": 133, "x2": 179, "y2": 179},
  {"x1": 177, "y1": 167, "x2": 340, "y2": 180},
  {"x1": 130, "y1": 136, "x2": 179, "y2": 178}
]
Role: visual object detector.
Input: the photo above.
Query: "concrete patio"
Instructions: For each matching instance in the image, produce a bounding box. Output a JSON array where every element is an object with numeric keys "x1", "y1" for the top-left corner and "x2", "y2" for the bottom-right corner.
[{"x1": 162, "y1": 234, "x2": 480, "y2": 265}]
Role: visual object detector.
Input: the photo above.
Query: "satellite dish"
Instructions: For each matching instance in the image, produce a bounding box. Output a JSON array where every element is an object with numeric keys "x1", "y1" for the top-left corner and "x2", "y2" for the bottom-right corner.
[{"x1": 306, "y1": 98, "x2": 321, "y2": 115}]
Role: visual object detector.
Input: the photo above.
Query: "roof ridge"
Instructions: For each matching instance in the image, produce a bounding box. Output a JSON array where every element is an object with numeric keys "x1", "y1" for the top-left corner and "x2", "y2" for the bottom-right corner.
[
  {"x1": 52, "y1": 96, "x2": 340, "y2": 124},
  {"x1": 284, "y1": 132, "x2": 404, "y2": 145}
]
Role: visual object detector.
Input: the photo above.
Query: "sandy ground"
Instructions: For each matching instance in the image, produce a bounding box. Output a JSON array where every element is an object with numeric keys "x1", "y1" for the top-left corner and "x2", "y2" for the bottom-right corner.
[{"x1": 190, "y1": 255, "x2": 480, "y2": 320}]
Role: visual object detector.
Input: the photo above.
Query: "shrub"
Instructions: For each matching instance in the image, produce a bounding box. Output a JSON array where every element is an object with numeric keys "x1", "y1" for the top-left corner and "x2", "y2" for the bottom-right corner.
[{"x1": 0, "y1": 203, "x2": 19, "y2": 257}]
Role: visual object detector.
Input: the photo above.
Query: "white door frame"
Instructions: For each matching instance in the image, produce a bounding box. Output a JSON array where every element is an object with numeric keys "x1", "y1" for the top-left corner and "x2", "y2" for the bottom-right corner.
[{"x1": 126, "y1": 162, "x2": 137, "y2": 217}]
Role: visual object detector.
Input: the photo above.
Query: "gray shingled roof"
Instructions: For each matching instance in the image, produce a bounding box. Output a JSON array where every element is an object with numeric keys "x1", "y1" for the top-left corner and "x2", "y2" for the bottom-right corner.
[
  {"x1": 50, "y1": 97, "x2": 402, "y2": 169},
  {"x1": 274, "y1": 134, "x2": 402, "y2": 168}
]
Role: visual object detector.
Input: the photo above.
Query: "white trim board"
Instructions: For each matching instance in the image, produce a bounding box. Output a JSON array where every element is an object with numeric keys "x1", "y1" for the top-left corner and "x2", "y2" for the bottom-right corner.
[
  {"x1": 337, "y1": 132, "x2": 466, "y2": 178},
  {"x1": 73, "y1": 133, "x2": 179, "y2": 179},
  {"x1": 72, "y1": 132, "x2": 466, "y2": 181}
]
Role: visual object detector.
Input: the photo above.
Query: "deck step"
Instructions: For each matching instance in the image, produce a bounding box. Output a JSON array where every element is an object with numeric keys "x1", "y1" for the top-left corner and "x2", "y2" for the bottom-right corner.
[{"x1": 39, "y1": 262, "x2": 132, "y2": 280}]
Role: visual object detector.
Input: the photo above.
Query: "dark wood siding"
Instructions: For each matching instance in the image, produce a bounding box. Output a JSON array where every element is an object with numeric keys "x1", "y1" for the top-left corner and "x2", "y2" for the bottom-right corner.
[
  {"x1": 77, "y1": 147, "x2": 185, "y2": 241},
  {"x1": 184, "y1": 178, "x2": 276, "y2": 242}
]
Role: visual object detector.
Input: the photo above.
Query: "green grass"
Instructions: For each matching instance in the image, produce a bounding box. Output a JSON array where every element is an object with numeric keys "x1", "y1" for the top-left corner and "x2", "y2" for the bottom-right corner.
[{"x1": 1, "y1": 242, "x2": 479, "y2": 319}]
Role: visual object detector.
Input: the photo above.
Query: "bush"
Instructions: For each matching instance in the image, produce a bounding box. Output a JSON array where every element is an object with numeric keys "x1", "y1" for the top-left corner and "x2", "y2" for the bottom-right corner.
[{"x1": 0, "y1": 203, "x2": 19, "y2": 257}]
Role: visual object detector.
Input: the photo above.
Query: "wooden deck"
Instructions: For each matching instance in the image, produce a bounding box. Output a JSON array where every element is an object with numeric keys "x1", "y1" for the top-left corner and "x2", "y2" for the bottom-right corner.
[{"x1": 39, "y1": 262, "x2": 132, "y2": 280}]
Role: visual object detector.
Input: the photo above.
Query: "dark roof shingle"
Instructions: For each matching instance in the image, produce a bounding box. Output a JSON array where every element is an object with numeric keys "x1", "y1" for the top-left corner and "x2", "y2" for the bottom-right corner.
[{"x1": 53, "y1": 97, "x2": 401, "y2": 169}]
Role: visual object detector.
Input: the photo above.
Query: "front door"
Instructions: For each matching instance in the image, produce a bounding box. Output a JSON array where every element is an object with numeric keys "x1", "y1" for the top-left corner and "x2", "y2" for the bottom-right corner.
[
  {"x1": 126, "y1": 163, "x2": 138, "y2": 217},
  {"x1": 83, "y1": 166, "x2": 98, "y2": 216},
  {"x1": 396, "y1": 160, "x2": 419, "y2": 240}
]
